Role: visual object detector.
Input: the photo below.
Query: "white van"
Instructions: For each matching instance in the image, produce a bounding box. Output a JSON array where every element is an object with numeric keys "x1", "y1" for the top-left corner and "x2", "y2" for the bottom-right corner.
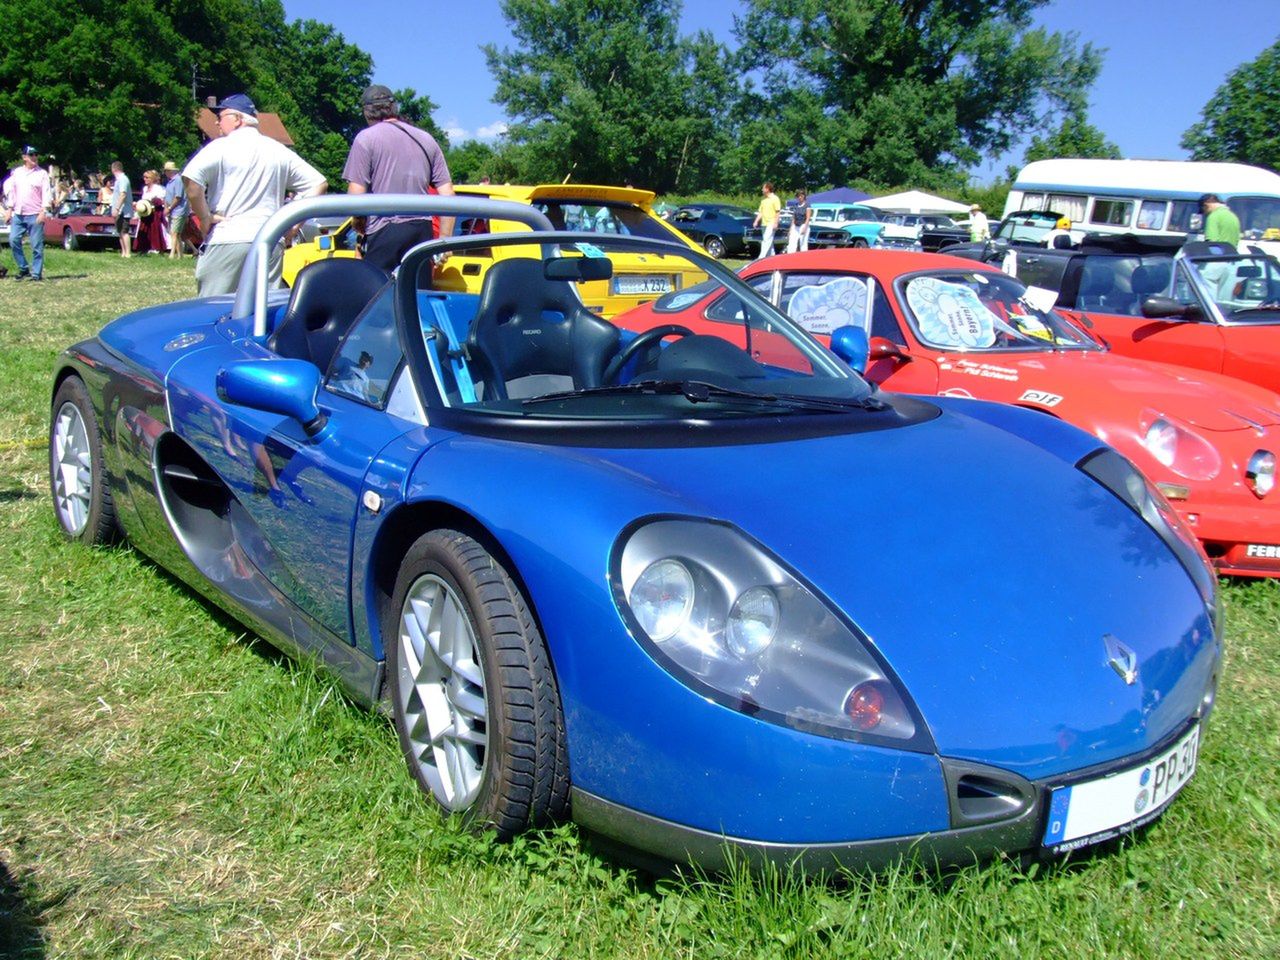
[{"x1": 1005, "y1": 158, "x2": 1280, "y2": 256}]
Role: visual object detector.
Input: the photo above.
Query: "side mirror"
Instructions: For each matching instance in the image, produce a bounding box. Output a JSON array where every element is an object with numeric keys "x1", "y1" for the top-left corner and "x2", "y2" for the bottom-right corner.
[
  {"x1": 829, "y1": 325, "x2": 870, "y2": 371},
  {"x1": 217, "y1": 359, "x2": 326, "y2": 434},
  {"x1": 868, "y1": 336, "x2": 911, "y2": 363},
  {"x1": 1141, "y1": 296, "x2": 1201, "y2": 321}
]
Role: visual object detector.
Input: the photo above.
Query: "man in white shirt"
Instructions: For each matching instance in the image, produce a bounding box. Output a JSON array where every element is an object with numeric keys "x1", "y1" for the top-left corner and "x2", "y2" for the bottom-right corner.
[
  {"x1": 109, "y1": 161, "x2": 131, "y2": 258},
  {"x1": 4, "y1": 145, "x2": 53, "y2": 280},
  {"x1": 183, "y1": 94, "x2": 327, "y2": 296},
  {"x1": 968, "y1": 203, "x2": 990, "y2": 242}
]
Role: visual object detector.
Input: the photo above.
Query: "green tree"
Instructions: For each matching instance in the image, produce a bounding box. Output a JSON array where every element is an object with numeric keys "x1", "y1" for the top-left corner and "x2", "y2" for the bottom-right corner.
[
  {"x1": 484, "y1": 0, "x2": 733, "y2": 192},
  {"x1": 1018, "y1": 113, "x2": 1120, "y2": 172},
  {"x1": 447, "y1": 140, "x2": 499, "y2": 184},
  {"x1": 730, "y1": 0, "x2": 1107, "y2": 191},
  {"x1": 1182, "y1": 36, "x2": 1280, "y2": 172}
]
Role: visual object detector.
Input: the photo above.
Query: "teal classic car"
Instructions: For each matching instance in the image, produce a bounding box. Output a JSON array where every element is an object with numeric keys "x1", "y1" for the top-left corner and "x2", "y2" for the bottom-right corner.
[{"x1": 806, "y1": 203, "x2": 885, "y2": 249}]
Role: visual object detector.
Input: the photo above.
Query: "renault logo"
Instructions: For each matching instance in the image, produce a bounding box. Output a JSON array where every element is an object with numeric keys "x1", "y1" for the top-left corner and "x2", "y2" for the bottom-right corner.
[{"x1": 1103, "y1": 634, "x2": 1138, "y2": 685}]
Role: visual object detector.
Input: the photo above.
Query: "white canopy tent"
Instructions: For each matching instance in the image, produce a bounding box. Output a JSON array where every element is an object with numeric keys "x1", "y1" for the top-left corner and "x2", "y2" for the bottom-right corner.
[{"x1": 865, "y1": 190, "x2": 970, "y2": 215}]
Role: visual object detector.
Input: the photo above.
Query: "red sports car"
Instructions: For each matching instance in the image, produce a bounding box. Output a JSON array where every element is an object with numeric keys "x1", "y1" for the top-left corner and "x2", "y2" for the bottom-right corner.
[
  {"x1": 44, "y1": 200, "x2": 130, "y2": 250},
  {"x1": 616, "y1": 248, "x2": 1280, "y2": 577},
  {"x1": 1055, "y1": 243, "x2": 1280, "y2": 395}
]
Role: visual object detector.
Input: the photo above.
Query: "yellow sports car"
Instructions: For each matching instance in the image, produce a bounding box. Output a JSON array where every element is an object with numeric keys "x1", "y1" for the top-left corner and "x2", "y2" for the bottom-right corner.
[
  {"x1": 281, "y1": 217, "x2": 360, "y2": 286},
  {"x1": 441, "y1": 184, "x2": 707, "y2": 318},
  {"x1": 282, "y1": 185, "x2": 707, "y2": 315}
]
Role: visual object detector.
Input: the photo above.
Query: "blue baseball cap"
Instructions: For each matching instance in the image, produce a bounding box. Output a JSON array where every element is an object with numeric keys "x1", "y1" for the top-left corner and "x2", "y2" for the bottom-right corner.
[
  {"x1": 21, "y1": 144, "x2": 39, "y2": 156},
  {"x1": 213, "y1": 94, "x2": 257, "y2": 117}
]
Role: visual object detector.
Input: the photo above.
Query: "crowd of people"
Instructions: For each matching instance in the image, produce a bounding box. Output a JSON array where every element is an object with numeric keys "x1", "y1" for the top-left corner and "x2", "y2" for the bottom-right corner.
[{"x1": 3, "y1": 83, "x2": 454, "y2": 292}]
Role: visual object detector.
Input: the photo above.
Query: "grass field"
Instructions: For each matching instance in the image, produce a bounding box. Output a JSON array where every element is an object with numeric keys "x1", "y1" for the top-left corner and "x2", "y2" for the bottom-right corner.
[{"x1": 1, "y1": 249, "x2": 1278, "y2": 959}]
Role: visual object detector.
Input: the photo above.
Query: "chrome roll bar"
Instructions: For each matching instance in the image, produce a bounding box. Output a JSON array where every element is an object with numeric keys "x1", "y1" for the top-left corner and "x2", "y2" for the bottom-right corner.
[{"x1": 233, "y1": 194, "x2": 555, "y2": 337}]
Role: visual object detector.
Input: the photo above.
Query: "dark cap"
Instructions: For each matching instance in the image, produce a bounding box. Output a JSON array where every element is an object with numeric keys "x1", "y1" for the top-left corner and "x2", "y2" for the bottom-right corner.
[
  {"x1": 361, "y1": 84, "x2": 395, "y2": 106},
  {"x1": 21, "y1": 144, "x2": 38, "y2": 156},
  {"x1": 213, "y1": 93, "x2": 257, "y2": 116}
]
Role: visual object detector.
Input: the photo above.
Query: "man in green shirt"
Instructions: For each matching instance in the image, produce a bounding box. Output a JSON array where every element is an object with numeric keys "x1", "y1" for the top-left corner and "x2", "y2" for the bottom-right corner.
[{"x1": 1201, "y1": 193, "x2": 1241, "y2": 248}]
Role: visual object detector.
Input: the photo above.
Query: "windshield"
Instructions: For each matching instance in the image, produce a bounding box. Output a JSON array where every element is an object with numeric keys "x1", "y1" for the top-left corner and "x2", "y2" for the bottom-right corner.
[
  {"x1": 1228, "y1": 196, "x2": 1280, "y2": 239},
  {"x1": 996, "y1": 211, "x2": 1061, "y2": 243},
  {"x1": 415, "y1": 234, "x2": 871, "y2": 420},
  {"x1": 531, "y1": 200, "x2": 673, "y2": 240},
  {"x1": 898, "y1": 270, "x2": 1098, "y2": 351},
  {"x1": 1189, "y1": 255, "x2": 1280, "y2": 321}
]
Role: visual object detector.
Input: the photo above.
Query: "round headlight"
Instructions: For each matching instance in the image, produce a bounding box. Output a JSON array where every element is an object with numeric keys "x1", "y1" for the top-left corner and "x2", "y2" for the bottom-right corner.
[
  {"x1": 1247, "y1": 450, "x2": 1275, "y2": 498},
  {"x1": 1144, "y1": 419, "x2": 1178, "y2": 467},
  {"x1": 628, "y1": 559, "x2": 694, "y2": 642},
  {"x1": 725, "y1": 586, "x2": 779, "y2": 658}
]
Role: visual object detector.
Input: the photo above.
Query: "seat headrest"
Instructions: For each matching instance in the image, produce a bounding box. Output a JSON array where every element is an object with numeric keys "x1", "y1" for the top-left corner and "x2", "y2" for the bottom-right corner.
[
  {"x1": 1131, "y1": 263, "x2": 1172, "y2": 296},
  {"x1": 270, "y1": 258, "x2": 389, "y2": 369}
]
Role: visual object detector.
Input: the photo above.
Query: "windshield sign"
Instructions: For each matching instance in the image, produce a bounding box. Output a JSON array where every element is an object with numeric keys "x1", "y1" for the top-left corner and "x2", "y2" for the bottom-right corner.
[{"x1": 901, "y1": 272, "x2": 1097, "y2": 351}]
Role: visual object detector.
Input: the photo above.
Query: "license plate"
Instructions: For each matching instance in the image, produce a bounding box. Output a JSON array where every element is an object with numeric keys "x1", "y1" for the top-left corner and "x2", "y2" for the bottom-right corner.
[
  {"x1": 614, "y1": 275, "x2": 673, "y2": 295},
  {"x1": 1245, "y1": 543, "x2": 1280, "y2": 559},
  {"x1": 1042, "y1": 724, "x2": 1199, "y2": 852}
]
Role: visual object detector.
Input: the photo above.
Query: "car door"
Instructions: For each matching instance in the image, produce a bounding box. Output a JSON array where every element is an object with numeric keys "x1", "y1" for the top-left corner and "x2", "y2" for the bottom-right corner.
[{"x1": 169, "y1": 284, "x2": 416, "y2": 644}]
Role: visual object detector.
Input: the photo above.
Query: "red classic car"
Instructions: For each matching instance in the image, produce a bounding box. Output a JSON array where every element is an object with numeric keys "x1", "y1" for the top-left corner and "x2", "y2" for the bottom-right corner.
[
  {"x1": 615, "y1": 248, "x2": 1280, "y2": 576},
  {"x1": 45, "y1": 200, "x2": 130, "y2": 250},
  {"x1": 1054, "y1": 243, "x2": 1280, "y2": 395}
]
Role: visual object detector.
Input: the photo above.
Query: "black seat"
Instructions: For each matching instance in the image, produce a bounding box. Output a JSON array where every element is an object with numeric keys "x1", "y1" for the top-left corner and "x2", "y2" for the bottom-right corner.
[
  {"x1": 466, "y1": 258, "x2": 620, "y2": 400},
  {"x1": 269, "y1": 259, "x2": 390, "y2": 370}
]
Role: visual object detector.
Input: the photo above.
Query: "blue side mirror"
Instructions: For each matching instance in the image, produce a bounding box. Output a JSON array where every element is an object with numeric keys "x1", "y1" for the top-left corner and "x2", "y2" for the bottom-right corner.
[
  {"x1": 217, "y1": 359, "x2": 326, "y2": 434},
  {"x1": 829, "y1": 325, "x2": 870, "y2": 372}
]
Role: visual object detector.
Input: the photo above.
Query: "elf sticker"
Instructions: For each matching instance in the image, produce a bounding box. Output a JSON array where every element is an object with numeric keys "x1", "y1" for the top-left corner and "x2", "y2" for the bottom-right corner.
[{"x1": 1018, "y1": 389, "x2": 1063, "y2": 407}]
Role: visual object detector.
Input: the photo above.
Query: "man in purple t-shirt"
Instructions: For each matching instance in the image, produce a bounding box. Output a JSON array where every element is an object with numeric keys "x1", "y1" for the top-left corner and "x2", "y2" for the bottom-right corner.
[{"x1": 342, "y1": 84, "x2": 455, "y2": 271}]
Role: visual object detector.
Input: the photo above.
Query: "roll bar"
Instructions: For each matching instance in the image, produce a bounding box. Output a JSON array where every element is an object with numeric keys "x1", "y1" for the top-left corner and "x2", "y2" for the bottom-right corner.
[{"x1": 233, "y1": 194, "x2": 555, "y2": 337}]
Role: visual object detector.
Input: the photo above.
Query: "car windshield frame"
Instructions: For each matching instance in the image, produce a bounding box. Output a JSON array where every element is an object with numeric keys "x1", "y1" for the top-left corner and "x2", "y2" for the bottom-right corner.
[
  {"x1": 1185, "y1": 253, "x2": 1280, "y2": 324},
  {"x1": 893, "y1": 268, "x2": 1101, "y2": 353},
  {"x1": 395, "y1": 231, "x2": 876, "y2": 427},
  {"x1": 529, "y1": 200, "x2": 675, "y2": 240}
]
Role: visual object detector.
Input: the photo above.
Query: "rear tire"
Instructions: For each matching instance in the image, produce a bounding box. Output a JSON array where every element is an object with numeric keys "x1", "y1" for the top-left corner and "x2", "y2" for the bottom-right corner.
[
  {"x1": 387, "y1": 528, "x2": 569, "y2": 837},
  {"x1": 49, "y1": 376, "x2": 119, "y2": 544},
  {"x1": 704, "y1": 236, "x2": 726, "y2": 259}
]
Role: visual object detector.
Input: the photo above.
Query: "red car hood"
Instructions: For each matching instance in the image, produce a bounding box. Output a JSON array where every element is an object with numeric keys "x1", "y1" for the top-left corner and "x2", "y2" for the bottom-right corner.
[{"x1": 935, "y1": 349, "x2": 1280, "y2": 433}]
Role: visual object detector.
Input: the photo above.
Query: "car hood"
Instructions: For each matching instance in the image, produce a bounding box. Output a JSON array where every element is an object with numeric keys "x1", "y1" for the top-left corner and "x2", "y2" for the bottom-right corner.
[
  {"x1": 435, "y1": 404, "x2": 1215, "y2": 780},
  {"x1": 935, "y1": 349, "x2": 1280, "y2": 433}
]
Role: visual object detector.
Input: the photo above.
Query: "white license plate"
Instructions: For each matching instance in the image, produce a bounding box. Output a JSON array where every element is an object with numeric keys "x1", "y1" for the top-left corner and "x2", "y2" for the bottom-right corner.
[
  {"x1": 614, "y1": 275, "x2": 673, "y2": 295},
  {"x1": 1042, "y1": 724, "x2": 1199, "y2": 852}
]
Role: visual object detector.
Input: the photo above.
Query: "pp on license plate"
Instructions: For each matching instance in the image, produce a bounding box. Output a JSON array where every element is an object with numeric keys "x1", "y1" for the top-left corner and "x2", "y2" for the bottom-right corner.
[
  {"x1": 1042, "y1": 724, "x2": 1199, "y2": 853},
  {"x1": 614, "y1": 275, "x2": 673, "y2": 295}
]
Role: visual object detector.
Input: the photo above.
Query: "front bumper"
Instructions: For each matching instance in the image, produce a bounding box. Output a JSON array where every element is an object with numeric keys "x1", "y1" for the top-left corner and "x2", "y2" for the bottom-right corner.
[
  {"x1": 573, "y1": 718, "x2": 1207, "y2": 872},
  {"x1": 1170, "y1": 496, "x2": 1280, "y2": 577}
]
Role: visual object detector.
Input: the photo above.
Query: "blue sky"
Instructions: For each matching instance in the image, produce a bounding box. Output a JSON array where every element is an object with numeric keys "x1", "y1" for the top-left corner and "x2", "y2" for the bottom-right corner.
[{"x1": 281, "y1": 0, "x2": 1279, "y2": 182}]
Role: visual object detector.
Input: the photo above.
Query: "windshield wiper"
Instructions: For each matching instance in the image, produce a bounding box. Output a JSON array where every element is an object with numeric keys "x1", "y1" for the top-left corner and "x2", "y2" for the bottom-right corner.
[{"x1": 521, "y1": 379, "x2": 888, "y2": 413}]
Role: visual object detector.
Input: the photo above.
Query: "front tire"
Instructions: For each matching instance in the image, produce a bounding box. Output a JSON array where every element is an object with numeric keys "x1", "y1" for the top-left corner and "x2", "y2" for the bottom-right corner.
[
  {"x1": 63, "y1": 228, "x2": 79, "y2": 251},
  {"x1": 704, "y1": 236, "x2": 726, "y2": 259},
  {"x1": 850, "y1": 237, "x2": 868, "y2": 249},
  {"x1": 49, "y1": 376, "x2": 119, "y2": 544},
  {"x1": 388, "y1": 529, "x2": 569, "y2": 837}
]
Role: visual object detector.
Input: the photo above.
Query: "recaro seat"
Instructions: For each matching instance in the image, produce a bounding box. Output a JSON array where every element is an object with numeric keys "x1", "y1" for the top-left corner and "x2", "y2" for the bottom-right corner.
[
  {"x1": 269, "y1": 258, "x2": 390, "y2": 370},
  {"x1": 466, "y1": 258, "x2": 620, "y2": 400}
]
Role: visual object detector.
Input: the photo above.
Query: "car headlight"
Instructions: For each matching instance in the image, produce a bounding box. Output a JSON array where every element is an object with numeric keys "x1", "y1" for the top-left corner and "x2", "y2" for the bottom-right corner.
[
  {"x1": 1144, "y1": 418, "x2": 1177, "y2": 467},
  {"x1": 1078, "y1": 449, "x2": 1216, "y2": 613},
  {"x1": 1246, "y1": 450, "x2": 1275, "y2": 498},
  {"x1": 614, "y1": 519, "x2": 927, "y2": 747},
  {"x1": 1139, "y1": 412, "x2": 1221, "y2": 480}
]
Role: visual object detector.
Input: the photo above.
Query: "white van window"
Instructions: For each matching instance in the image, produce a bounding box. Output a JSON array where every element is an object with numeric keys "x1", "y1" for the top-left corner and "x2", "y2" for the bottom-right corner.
[
  {"x1": 1021, "y1": 192, "x2": 1045, "y2": 210},
  {"x1": 1136, "y1": 201, "x2": 1167, "y2": 230},
  {"x1": 1169, "y1": 201, "x2": 1199, "y2": 233},
  {"x1": 1049, "y1": 194, "x2": 1087, "y2": 221},
  {"x1": 1090, "y1": 199, "x2": 1133, "y2": 226}
]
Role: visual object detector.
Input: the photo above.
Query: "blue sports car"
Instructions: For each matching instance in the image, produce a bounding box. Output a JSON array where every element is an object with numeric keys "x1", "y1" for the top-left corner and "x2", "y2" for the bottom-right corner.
[{"x1": 49, "y1": 195, "x2": 1221, "y2": 871}]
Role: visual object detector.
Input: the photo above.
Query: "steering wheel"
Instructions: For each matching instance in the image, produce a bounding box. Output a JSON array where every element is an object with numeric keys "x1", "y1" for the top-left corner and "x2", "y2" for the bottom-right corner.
[{"x1": 603, "y1": 324, "x2": 695, "y2": 384}]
